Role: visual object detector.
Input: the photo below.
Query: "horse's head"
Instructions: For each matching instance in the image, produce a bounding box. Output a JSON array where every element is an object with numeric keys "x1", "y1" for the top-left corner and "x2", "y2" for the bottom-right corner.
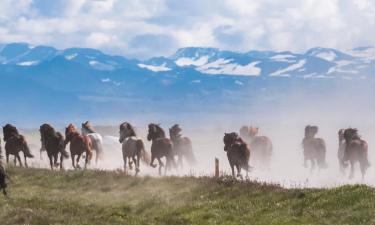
[
  {"x1": 223, "y1": 132, "x2": 238, "y2": 151},
  {"x1": 169, "y1": 124, "x2": 182, "y2": 140},
  {"x1": 248, "y1": 126, "x2": 259, "y2": 137},
  {"x1": 305, "y1": 125, "x2": 318, "y2": 138},
  {"x1": 65, "y1": 124, "x2": 78, "y2": 143},
  {"x1": 119, "y1": 122, "x2": 136, "y2": 143},
  {"x1": 3, "y1": 124, "x2": 19, "y2": 142},
  {"x1": 239, "y1": 126, "x2": 249, "y2": 139},
  {"x1": 147, "y1": 123, "x2": 165, "y2": 141},
  {"x1": 344, "y1": 128, "x2": 360, "y2": 142},
  {"x1": 82, "y1": 121, "x2": 95, "y2": 135}
]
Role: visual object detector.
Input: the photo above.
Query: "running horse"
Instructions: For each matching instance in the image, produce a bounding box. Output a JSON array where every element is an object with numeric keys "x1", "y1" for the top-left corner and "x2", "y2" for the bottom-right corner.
[
  {"x1": 147, "y1": 123, "x2": 176, "y2": 175},
  {"x1": 302, "y1": 125, "x2": 327, "y2": 172},
  {"x1": 223, "y1": 132, "x2": 251, "y2": 178},
  {"x1": 81, "y1": 121, "x2": 104, "y2": 164},
  {"x1": 3, "y1": 124, "x2": 33, "y2": 167},
  {"x1": 343, "y1": 128, "x2": 369, "y2": 179},
  {"x1": 239, "y1": 126, "x2": 272, "y2": 169},
  {"x1": 169, "y1": 124, "x2": 196, "y2": 168},
  {"x1": 119, "y1": 122, "x2": 150, "y2": 175},
  {"x1": 40, "y1": 124, "x2": 69, "y2": 170},
  {"x1": 65, "y1": 124, "x2": 93, "y2": 169}
]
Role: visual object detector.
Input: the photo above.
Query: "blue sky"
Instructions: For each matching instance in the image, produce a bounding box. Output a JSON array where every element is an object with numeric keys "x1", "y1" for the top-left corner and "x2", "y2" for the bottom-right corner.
[{"x1": 0, "y1": 0, "x2": 374, "y2": 59}]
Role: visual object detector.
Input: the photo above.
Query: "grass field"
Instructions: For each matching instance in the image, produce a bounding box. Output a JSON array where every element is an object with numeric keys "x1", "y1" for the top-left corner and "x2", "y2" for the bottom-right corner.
[{"x1": 0, "y1": 167, "x2": 375, "y2": 225}]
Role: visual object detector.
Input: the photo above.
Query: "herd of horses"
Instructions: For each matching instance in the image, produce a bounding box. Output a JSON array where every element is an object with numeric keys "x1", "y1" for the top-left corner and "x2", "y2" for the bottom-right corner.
[
  {"x1": 0, "y1": 121, "x2": 371, "y2": 196},
  {"x1": 224, "y1": 125, "x2": 370, "y2": 179}
]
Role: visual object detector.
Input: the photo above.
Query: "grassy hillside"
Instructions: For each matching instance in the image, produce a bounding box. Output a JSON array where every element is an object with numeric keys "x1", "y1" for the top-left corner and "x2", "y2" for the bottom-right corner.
[{"x1": 0, "y1": 167, "x2": 374, "y2": 225}]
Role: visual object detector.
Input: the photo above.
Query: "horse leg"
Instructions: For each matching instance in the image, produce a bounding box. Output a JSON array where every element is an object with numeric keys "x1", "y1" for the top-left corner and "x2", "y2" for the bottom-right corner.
[
  {"x1": 16, "y1": 153, "x2": 23, "y2": 167},
  {"x1": 95, "y1": 150, "x2": 99, "y2": 165},
  {"x1": 71, "y1": 155, "x2": 76, "y2": 169},
  {"x1": 310, "y1": 159, "x2": 315, "y2": 174},
  {"x1": 6, "y1": 153, "x2": 9, "y2": 165},
  {"x1": 157, "y1": 158, "x2": 163, "y2": 175},
  {"x1": 13, "y1": 155, "x2": 17, "y2": 166},
  {"x1": 24, "y1": 153, "x2": 28, "y2": 168},
  {"x1": 150, "y1": 155, "x2": 157, "y2": 168},
  {"x1": 49, "y1": 155, "x2": 54, "y2": 170},
  {"x1": 236, "y1": 165, "x2": 242, "y2": 178},
  {"x1": 59, "y1": 153, "x2": 64, "y2": 171},
  {"x1": 349, "y1": 161, "x2": 354, "y2": 179},
  {"x1": 132, "y1": 155, "x2": 140, "y2": 176},
  {"x1": 360, "y1": 160, "x2": 367, "y2": 180},
  {"x1": 77, "y1": 154, "x2": 82, "y2": 169},
  {"x1": 123, "y1": 156, "x2": 127, "y2": 173},
  {"x1": 129, "y1": 157, "x2": 133, "y2": 170},
  {"x1": 177, "y1": 154, "x2": 183, "y2": 169}
]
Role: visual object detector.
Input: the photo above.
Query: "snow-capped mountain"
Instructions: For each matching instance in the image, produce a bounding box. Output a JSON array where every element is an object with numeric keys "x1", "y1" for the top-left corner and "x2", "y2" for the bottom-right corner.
[{"x1": 0, "y1": 42, "x2": 375, "y2": 125}]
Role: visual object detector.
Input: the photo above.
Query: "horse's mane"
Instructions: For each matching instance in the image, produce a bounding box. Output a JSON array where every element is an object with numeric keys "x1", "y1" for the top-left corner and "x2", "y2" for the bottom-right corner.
[
  {"x1": 82, "y1": 121, "x2": 95, "y2": 133},
  {"x1": 67, "y1": 124, "x2": 79, "y2": 134},
  {"x1": 344, "y1": 128, "x2": 361, "y2": 141},
  {"x1": 120, "y1": 122, "x2": 136, "y2": 136}
]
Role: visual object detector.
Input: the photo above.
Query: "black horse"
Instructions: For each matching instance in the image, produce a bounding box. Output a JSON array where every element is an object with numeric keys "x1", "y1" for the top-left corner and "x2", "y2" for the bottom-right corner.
[
  {"x1": 3, "y1": 124, "x2": 33, "y2": 167},
  {"x1": 147, "y1": 123, "x2": 176, "y2": 175},
  {"x1": 40, "y1": 124, "x2": 69, "y2": 170}
]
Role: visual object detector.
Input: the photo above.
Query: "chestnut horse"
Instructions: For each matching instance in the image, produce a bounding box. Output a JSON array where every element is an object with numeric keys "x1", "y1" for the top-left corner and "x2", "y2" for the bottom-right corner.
[
  {"x1": 81, "y1": 121, "x2": 104, "y2": 164},
  {"x1": 40, "y1": 124, "x2": 69, "y2": 170},
  {"x1": 147, "y1": 123, "x2": 176, "y2": 175},
  {"x1": 119, "y1": 122, "x2": 150, "y2": 175},
  {"x1": 343, "y1": 128, "x2": 369, "y2": 179},
  {"x1": 169, "y1": 124, "x2": 196, "y2": 168},
  {"x1": 3, "y1": 124, "x2": 33, "y2": 167},
  {"x1": 65, "y1": 124, "x2": 93, "y2": 169},
  {"x1": 302, "y1": 125, "x2": 327, "y2": 172},
  {"x1": 239, "y1": 126, "x2": 272, "y2": 169},
  {"x1": 223, "y1": 132, "x2": 251, "y2": 178}
]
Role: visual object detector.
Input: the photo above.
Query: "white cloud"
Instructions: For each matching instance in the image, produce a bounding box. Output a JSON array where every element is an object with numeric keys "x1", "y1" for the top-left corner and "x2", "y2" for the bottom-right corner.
[{"x1": 0, "y1": 0, "x2": 374, "y2": 58}]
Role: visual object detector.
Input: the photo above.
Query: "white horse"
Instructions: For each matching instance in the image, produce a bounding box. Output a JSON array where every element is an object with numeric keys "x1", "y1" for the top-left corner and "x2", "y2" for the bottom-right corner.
[{"x1": 81, "y1": 121, "x2": 104, "y2": 164}]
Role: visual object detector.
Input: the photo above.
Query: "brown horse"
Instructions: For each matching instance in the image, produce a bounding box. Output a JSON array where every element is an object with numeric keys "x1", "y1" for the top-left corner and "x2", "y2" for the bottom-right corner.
[
  {"x1": 147, "y1": 123, "x2": 176, "y2": 175},
  {"x1": 302, "y1": 125, "x2": 327, "y2": 172},
  {"x1": 338, "y1": 129, "x2": 347, "y2": 174},
  {"x1": 169, "y1": 124, "x2": 196, "y2": 168},
  {"x1": 65, "y1": 124, "x2": 93, "y2": 169},
  {"x1": 82, "y1": 121, "x2": 104, "y2": 164},
  {"x1": 40, "y1": 124, "x2": 69, "y2": 170},
  {"x1": 343, "y1": 128, "x2": 369, "y2": 179},
  {"x1": 119, "y1": 122, "x2": 150, "y2": 175},
  {"x1": 3, "y1": 124, "x2": 33, "y2": 167},
  {"x1": 223, "y1": 132, "x2": 251, "y2": 178},
  {"x1": 239, "y1": 126, "x2": 272, "y2": 169}
]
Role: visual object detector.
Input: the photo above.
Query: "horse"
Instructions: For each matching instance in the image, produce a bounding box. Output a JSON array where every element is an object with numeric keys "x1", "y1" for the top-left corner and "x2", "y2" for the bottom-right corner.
[
  {"x1": 40, "y1": 124, "x2": 69, "y2": 170},
  {"x1": 65, "y1": 124, "x2": 93, "y2": 169},
  {"x1": 239, "y1": 126, "x2": 272, "y2": 169},
  {"x1": 3, "y1": 124, "x2": 34, "y2": 167},
  {"x1": 119, "y1": 122, "x2": 150, "y2": 175},
  {"x1": 81, "y1": 121, "x2": 104, "y2": 164},
  {"x1": 223, "y1": 132, "x2": 251, "y2": 178},
  {"x1": 343, "y1": 128, "x2": 369, "y2": 179},
  {"x1": 0, "y1": 164, "x2": 8, "y2": 196},
  {"x1": 302, "y1": 125, "x2": 327, "y2": 172},
  {"x1": 169, "y1": 124, "x2": 196, "y2": 168},
  {"x1": 147, "y1": 123, "x2": 176, "y2": 175},
  {"x1": 338, "y1": 129, "x2": 347, "y2": 174}
]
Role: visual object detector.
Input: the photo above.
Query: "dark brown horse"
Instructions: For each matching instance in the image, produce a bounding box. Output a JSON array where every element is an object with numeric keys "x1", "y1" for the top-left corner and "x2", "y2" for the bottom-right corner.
[
  {"x1": 302, "y1": 125, "x2": 327, "y2": 172},
  {"x1": 40, "y1": 124, "x2": 69, "y2": 170},
  {"x1": 169, "y1": 124, "x2": 196, "y2": 168},
  {"x1": 338, "y1": 129, "x2": 346, "y2": 174},
  {"x1": 65, "y1": 124, "x2": 93, "y2": 169},
  {"x1": 223, "y1": 132, "x2": 251, "y2": 178},
  {"x1": 3, "y1": 124, "x2": 33, "y2": 167},
  {"x1": 0, "y1": 164, "x2": 8, "y2": 196},
  {"x1": 147, "y1": 123, "x2": 176, "y2": 175},
  {"x1": 343, "y1": 128, "x2": 369, "y2": 179},
  {"x1": 119, "y1": 122, "x2": 150, "y2": 175},
  {"x1": 239, "y1": 126, "x2": 272, "y2": 169}
]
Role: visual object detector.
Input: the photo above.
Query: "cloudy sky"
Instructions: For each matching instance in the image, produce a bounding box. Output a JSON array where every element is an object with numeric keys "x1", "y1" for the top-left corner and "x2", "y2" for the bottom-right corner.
[{"x1": 0, "y1": 0, "x2": 374, "y2": 59}]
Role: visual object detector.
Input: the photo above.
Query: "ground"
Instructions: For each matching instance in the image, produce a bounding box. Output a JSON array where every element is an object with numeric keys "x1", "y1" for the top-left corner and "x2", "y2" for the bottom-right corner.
[{"x1": 0, "y1": 167, "x2": 374, "y2": 225}]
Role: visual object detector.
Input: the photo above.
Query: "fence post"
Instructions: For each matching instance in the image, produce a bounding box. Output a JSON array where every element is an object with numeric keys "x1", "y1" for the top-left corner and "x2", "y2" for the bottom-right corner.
[{"x1": 215, "y1": 158, "x2": 219, "y2": 178}]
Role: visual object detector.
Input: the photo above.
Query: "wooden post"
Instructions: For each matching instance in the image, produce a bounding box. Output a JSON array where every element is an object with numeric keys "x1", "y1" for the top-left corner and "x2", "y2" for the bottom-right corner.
[{"x1": 215, "y1": 158, "x2": 219, "y2": 178}]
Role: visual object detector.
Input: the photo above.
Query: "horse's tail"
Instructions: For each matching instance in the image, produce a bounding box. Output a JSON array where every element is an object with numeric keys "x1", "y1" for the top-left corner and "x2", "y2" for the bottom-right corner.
[
  {"x1": 136, "y1": 139, "x2": 150, "y2": 165},
  {"x1": 19, "y1": 135, "x2": 34, "y2": 158}
]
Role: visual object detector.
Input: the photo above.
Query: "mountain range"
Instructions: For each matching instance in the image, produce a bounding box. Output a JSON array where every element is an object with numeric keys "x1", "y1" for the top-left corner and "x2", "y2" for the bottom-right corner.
[{"x1": 0, "y1": 43, "x2": 374, "y2": 126}]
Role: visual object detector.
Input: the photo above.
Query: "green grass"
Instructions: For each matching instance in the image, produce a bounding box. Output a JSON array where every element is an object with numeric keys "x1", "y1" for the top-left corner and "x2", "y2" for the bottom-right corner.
[{"x1": 0, "y1": 167, "x2": 375, "y2": 225}]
